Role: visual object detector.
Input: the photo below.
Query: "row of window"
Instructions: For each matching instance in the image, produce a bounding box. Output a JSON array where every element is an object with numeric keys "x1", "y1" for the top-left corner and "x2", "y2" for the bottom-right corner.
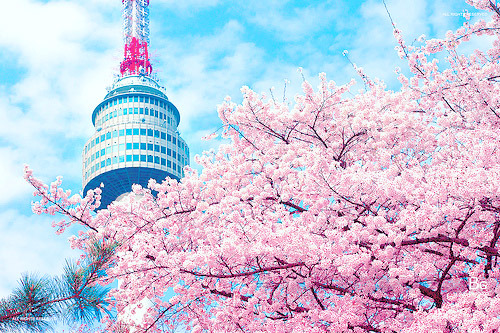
[
  {"x1": 85, "y1": 143, "x2": 186, "y2": 167},
  {"x1": 96, "y1": 107, "x2": 175, "y2": 127},
  {"x1": 85, "y1": 128, "x2": 188, "y2": 154},
  {"x1": 99, "y1": 95, "x2": 168, "y2": 113},
  {"x1": 85, "y1": 155, "x2": 183, "y2": 180}
]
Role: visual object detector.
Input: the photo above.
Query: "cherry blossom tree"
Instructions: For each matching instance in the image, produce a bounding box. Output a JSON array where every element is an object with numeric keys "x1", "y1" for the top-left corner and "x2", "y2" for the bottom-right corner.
[{"x1": 24, "y1": 1, "x2": 500, "y2": 331}]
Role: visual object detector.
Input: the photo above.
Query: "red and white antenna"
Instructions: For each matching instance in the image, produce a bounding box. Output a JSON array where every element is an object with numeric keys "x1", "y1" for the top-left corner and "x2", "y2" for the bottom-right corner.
[{"x1": 120, "y1": 0, "x2": 152, "y2": 76}]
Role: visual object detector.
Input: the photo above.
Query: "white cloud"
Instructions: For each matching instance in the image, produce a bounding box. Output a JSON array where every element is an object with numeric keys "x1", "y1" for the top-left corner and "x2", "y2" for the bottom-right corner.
[
  {"x1": 0, "y1": 0, "x2": 122, "y2": 205},
  {"x1": 155, "y1": 20, "x2": 266, "y2": 127},
  {"x1": 0, "y1": 148, "x2": 31, "y2": 206},
  {"x1": 247, "y1": 1, "x2": 340, "y2": 42},
  {"x1": 0, "y1": 0, "x2": 116, "y2": 71},
  {"x1": 0, "y1": 209, "x2": 79, "y2": 297}
]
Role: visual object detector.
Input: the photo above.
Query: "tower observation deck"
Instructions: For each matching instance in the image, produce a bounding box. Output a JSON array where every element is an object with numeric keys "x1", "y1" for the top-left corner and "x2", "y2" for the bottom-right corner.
[{"x1": 82, "y1": 0, "x2": 189, "y2": 209}]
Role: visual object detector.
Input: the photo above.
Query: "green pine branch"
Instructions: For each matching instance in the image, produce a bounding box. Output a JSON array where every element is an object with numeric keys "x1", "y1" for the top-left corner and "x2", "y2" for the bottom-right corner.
[{"x1": 0, "y1": 239, "x2": 118, "y2": 332}]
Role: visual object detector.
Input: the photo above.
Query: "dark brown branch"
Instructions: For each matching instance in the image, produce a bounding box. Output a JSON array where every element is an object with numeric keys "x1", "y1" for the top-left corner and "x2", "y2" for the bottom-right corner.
[
  {"x1": 208, "y1": 288, "x2": 251, "y2": 302},
  {"x1": 419, "y1": 284, "x2": 442, "y2": 308},
  {"x1": 280, "y1": 200, "x2": 307, "y2": 213},
  {"x1": 181, "y1": 262, "x2": 305, "y2": 279},
  {"x1": 490, "y1": 0, "x2": 500, "y2": 17},
  {"x1": 310, "y1": 287, "x2": 326, "y2": 311}
]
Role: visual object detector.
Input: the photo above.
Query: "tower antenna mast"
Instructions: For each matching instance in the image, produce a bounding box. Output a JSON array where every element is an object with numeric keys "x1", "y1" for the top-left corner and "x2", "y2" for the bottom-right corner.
[{"x1": 120, "y1": 0, "x2": 152, "y2": 76}]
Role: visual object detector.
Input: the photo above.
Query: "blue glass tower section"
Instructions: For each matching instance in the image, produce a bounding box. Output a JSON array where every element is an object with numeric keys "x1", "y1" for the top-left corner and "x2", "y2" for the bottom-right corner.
[{"x1": 82, "y1": 74, "x2": 189, "y2": 209}]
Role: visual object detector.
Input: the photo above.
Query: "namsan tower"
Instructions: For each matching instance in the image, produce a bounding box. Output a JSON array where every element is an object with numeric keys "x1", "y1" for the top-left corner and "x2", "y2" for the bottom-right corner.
[{"x1": 82, "y1": 0, "x2": 189, "y2": 209}]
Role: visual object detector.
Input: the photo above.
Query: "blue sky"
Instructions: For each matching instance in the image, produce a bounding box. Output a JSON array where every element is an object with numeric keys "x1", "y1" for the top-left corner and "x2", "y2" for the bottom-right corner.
[{"x1": 0, "y1": 0, "x2": 487, "y2": 327}]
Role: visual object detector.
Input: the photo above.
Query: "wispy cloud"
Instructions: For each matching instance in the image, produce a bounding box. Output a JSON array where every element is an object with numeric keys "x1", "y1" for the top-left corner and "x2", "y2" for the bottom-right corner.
[
  {"x1": 0, "y1": 0, "x2": 121, "y2": 205},
  {"x1": 0, "y1": 209, "x2": 79, "y2": 297},
  {"x1": 246, "y1": 1, "x2": 340, "y2": 42}
]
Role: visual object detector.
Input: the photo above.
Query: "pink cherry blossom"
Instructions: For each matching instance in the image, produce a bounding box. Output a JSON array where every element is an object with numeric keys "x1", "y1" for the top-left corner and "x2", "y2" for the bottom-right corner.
[{"x1": 24, "y1": 1, "x2": 500, "y2": 331}]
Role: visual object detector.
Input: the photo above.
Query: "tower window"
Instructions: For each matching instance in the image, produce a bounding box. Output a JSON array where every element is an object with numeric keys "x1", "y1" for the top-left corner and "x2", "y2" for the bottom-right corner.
[{"x1": 134, "y1": 96, "x2": 138, "y2": 102}]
